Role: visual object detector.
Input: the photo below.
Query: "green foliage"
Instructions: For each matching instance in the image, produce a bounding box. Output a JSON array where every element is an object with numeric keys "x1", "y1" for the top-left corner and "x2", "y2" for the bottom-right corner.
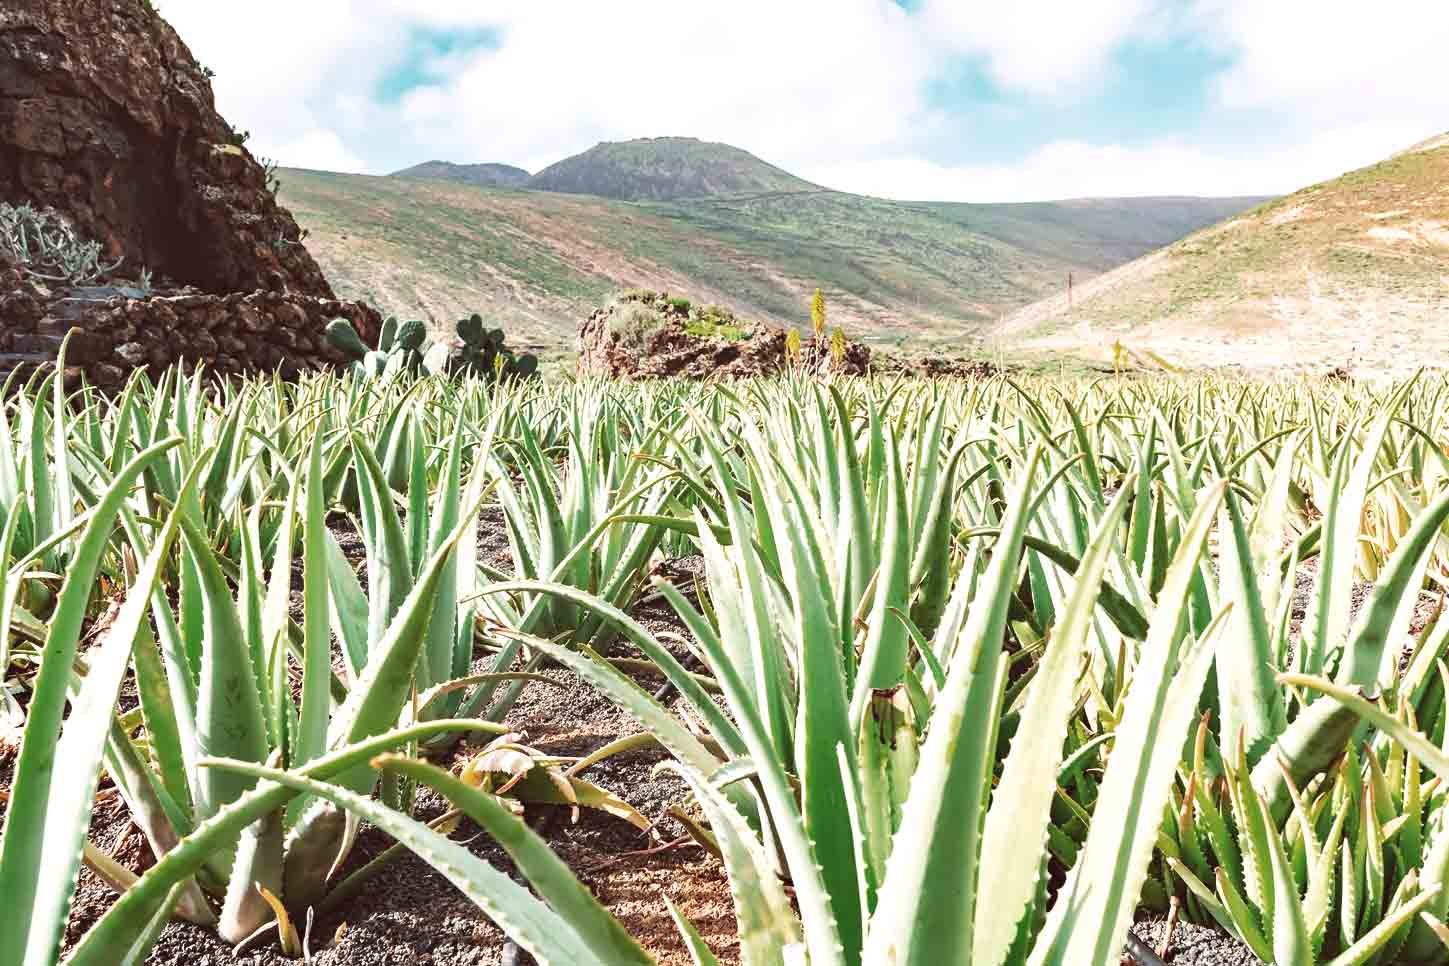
[
  {"x1": 607, "y1": 301, "x2": 666, "y2": 351},
  {"x1": 606, "y1": 290, "x2": 755, "y2": 346},
  {"x1": 446, "y1": 313, "x2": 539, "y2": 381},
  {"x1": 278, "y1": 167, "x2": 1261, "y2": 358},
  {"x1": 6, "y1": 369, "x2": 1449, "y2": 965},
  {"x1": 0, "y1": 203, "x2": 124, "y2": 285},
  {"x1": 326, "y1": 315, "x2": 536, "y2": 383}
]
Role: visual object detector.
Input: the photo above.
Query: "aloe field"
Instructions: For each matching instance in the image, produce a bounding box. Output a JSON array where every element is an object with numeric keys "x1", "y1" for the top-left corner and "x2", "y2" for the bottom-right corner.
[{"x1": 5, "y1": 361, "x2": 1449, "y2": 966}]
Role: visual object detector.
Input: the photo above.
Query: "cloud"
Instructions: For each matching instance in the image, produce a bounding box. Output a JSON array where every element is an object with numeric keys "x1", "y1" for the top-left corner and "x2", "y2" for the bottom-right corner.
[
  {"x1": 917, "y1": 0, "x2": 1164, "y2": 96},
  {"x1": 156, "y1": 0, "x2": 1449, "y2": 202},
  {"x1": 394, "y1": 0, "x2": 940, "y2": 173},
  {"x1": 270, "y1": 130, "x2": 368, "y2": 174},
  {"x1": 810, "y1": 121, "x2": 1427, "y2": 202},
  {"x1": 161, "y1": 0, "x2": 943, "y2": 176},
  {"x1": 1198, "y1": 0, "x2": 1449, "y2": 119}
]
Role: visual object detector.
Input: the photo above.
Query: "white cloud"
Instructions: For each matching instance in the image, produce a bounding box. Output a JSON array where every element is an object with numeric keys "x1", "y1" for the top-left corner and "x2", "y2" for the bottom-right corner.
[
  {"x1": 160, "y1": 0, "x2": 942, "y2": 176},
  {"x1": 811, "y1": 121, "x2": 1431, "y2": 202},
  {"x1": 394, "y1": 0, "x2": 940, "y2": 174},
  {"x1": 1198, "y1": 0, "x2": 1449, "y2": 119},
  {"x1": 156, "y1": 0, "x2": 1449, "y2": 202},
  {"x1": 271, "y1": 130, "x2": 368, "y2": 173},
  {"x1": 918, "y1": 0, "x2": 1163, "y2": 96}
]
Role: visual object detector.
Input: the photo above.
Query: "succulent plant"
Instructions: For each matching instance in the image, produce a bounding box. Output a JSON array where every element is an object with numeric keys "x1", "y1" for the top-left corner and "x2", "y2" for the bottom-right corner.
[
  {"x1": 324, "y1": 318, "x2": 371, "y2": 360},
  {"x1": 0, "y1": 202, "x2": 124, "y2": 285},
  {"x1": 326, "y1": 314, "x2": 536, "y2": 383},
  {"x1": 444, "y1": 314, "x2": 539, "y2": 382},
  {"x1": 327, "y1": 316, "x2": 429, "y2": 380}
]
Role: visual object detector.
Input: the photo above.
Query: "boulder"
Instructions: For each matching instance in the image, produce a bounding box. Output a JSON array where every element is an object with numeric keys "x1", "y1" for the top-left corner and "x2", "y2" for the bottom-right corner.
[
  {"x1": 0, "y1": 0, "x2": 332, "y2": 297},
  {"x1": 577, "y1": 290, "x2": 870, "y2": 380}
]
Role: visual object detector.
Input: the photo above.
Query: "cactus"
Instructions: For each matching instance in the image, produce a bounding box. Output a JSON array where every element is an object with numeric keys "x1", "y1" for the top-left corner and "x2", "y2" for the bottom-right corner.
[
  {"x1": 325, "y1": 319, "x2": 370, "y2": 360},
  {"x1": 328, "y1": 313, "x2": 536, "y2": 383},
  {"x1": 456, "y1": 313, "x2": 484, "y2": 346},
  {"x1": 328, "y1": 316, "x2": 426, "y2": 379},
  {"x1": 378, "y1": 316, "x2": 399, "y2": 353},
  {"x1": 510, "y1": 353, "x2": 539, "y2": 379},
  {"x1": 446, "y1": 314, "x2": 539, "y2": 383},
  {"x1": 396, "y1": 319, "x2": 427, "y2": 352}
]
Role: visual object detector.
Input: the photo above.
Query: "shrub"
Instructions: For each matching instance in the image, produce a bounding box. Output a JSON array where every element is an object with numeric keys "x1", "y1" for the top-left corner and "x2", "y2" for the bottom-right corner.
[
  {"x1": 0, "y1": 203, "x2": 123, "y2": 285},
  {"x1": 608, "y1": 302, "x2": 665, "y2": 350}
]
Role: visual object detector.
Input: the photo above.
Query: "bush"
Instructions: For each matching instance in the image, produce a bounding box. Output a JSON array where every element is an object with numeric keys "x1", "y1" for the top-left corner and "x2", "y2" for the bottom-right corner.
[
  {"x1": 608, "y1": 302, "x2": 665, "y2": 350},
  {"x1": 0, "y1": 203, "x2": 123, "y2": 285}
]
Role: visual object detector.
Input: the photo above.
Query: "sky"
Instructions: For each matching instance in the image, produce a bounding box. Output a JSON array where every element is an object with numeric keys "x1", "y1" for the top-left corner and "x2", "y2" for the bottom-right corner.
[{"x1": 160, "y1": 0, "x2": 1449, "y2": 203}]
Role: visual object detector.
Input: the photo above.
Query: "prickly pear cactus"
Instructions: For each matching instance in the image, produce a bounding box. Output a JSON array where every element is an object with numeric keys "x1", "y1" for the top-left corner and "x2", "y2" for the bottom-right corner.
[
  {"x1": 396, "y1": 319, "x2": 427, "y2": 352},
  {"x1": 443, "y1": 313, "x2": 539, "y2": 383},
  {"x1": 325, "y1": 319, "x2": 369, "y2": 360},
  {"x1": 330, "y1": 312, "x2": 537, "y2": 383},
  {"x1": 378, "y1": 316, "x2": 399, "y2": 353}
]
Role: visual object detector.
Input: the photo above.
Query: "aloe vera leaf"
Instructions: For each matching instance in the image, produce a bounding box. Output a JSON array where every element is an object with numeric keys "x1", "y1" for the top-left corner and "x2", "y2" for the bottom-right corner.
[
  {"x1": 0, "y1": 438, "x2": 181, "y2": 966},
  {"x1": 692, "y1": 752, "x2": 818, "y2": 964},
  {"x1": 1337, "y1": 487, "x2": 1449, "y2": 688},
  {"x1": 294, "y1": 429, "x2": 333, "y2": 768},
  {"x1": 974, "y1": 481, "x2": 1134, "y2": 966},
  {"x1": 1217, "y1": 487, "x2": 1288, "y2": 766},
  {"x1": 1026, "y1": 481, "x2": 1230, "y2": 966},
  {"x1": 213, "y1": 757, "x2": 647, "y2": 966},
  {"x1": 66, "y1": 720, "x2": 506, "y2": 962},
  {"x1": 665, "y1": 895, "x2": 725, "y2": 966},
  {"x1": 864, "y1": 447, "x2": 1042, "y2": 966}
]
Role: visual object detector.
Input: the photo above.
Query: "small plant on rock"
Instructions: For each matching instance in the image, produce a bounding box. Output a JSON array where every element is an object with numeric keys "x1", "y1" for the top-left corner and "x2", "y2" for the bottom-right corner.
[{"x1": 0, "y1": 203, "x2": 124, "y2": 285}]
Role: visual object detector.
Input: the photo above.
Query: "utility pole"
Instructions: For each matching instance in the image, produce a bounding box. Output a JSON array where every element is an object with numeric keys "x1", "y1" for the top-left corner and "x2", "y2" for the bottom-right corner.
[{"x1": 1068, "y1": 272, "x2": 1074, "y2": 310}]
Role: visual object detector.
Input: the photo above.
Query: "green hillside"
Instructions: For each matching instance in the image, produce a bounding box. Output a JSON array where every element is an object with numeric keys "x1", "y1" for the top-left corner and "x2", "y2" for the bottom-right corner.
[
  {"x1": 526, "y1": 137, "x2": 820, "y2": 201},
  {"x1": 279, "y1": 162, "x2": 1264, "y2": 356},
  {"x1": 391, "y1": 161, "x2": 532, "y2": 188}
]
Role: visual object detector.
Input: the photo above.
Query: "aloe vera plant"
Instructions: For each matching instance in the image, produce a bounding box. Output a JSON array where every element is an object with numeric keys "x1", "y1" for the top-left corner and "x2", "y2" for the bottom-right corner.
[
  {"x1": 440, "y1": 419, "x2": 1235, "y2": 964},
  {"x1": 2, "y1": 363, "x2": 1448, "y2": 966}
]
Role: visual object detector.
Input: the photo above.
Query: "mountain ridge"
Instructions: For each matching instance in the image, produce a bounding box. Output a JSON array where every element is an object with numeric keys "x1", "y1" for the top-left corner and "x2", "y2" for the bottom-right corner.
[
  {"x1": 390, "y1": 161, "x2": 532, "y2": 188},
  {"x1": 281, "y1": 155, "x2": 1266, "y2": 361},
  {"x1": 523, "y1": 136, "x2": 820, "y2": 202}
]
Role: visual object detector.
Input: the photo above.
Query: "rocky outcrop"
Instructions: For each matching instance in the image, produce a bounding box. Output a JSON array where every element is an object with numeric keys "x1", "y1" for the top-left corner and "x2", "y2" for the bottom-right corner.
[
  {"x1": 577, "y1": 291, "x2": 870, "y2": 380},
  {"x1": 0, "y1": 0, "x2": 332, "y2": 297},
  {"x1": 871, "y1": 354, "x2": 1001, "y2": 380},
  {"x1": 0, "y1": 279, "x2": 380, "y2": 388}
]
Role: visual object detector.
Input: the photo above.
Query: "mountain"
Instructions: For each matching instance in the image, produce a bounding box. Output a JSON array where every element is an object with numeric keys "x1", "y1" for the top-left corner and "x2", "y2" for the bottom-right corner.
[
  {"x1": 525, "y1": 137, "x2": 820, "y2": 202},
  {"x1": 999, "y1": 135, "x2": 1449, "y2": 371},
  {"x1": 390, "y1": 161, "x2": 532, "y2": 188},
  {"x1": 277, "y1": 155, "x2": 1265, "y2": 359}
]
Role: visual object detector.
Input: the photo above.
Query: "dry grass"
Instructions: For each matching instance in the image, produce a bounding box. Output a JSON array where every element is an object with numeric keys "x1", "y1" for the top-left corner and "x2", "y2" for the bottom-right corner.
[{"x1": 998, "y1": 136, "x2": 1449, "y2": 372}]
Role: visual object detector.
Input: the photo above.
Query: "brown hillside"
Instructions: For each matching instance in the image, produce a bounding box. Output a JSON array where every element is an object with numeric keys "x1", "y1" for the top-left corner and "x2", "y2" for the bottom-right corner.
[{"x1": 999, "y1": 136, "x2": 1449, "y2": 372}]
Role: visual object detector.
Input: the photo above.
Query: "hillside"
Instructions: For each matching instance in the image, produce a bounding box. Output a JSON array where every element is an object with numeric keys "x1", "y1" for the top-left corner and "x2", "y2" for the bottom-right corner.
[
  {"x1": 278, "y1": 166, "x2": 1263, "y2": 357},
  {"x1": 390, "y1": 161, "x2": 532, "y2": 188},
  {"x1": 526, "y1": 137, "x2": 820, "y2": 201},
  {"x1": 1000, "y1": 136, "x2": 1449, "y2": 371}
]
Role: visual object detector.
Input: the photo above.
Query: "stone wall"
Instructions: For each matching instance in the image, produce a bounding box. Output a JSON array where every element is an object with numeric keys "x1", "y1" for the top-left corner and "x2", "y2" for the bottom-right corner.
[{"x1": 0, "y1": 261, "x2": 381, "y2": 388}]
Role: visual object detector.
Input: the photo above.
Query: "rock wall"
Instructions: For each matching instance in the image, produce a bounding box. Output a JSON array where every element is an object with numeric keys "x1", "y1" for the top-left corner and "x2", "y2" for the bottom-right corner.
[
  {"x1": 577, "y1": 303, "x2": 871, "y2": 380},
  {"x1": 0, "y1": 0, "x2": 332, "y2": 297},
  {"x1": 0, "y1": 260, "x2": 380, "y2": 388}
]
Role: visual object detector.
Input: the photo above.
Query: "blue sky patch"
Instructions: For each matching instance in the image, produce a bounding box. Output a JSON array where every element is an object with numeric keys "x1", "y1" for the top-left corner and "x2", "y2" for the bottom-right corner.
[{"x1": 377, "y1": 26, "x2": 500, "y2": 103}]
